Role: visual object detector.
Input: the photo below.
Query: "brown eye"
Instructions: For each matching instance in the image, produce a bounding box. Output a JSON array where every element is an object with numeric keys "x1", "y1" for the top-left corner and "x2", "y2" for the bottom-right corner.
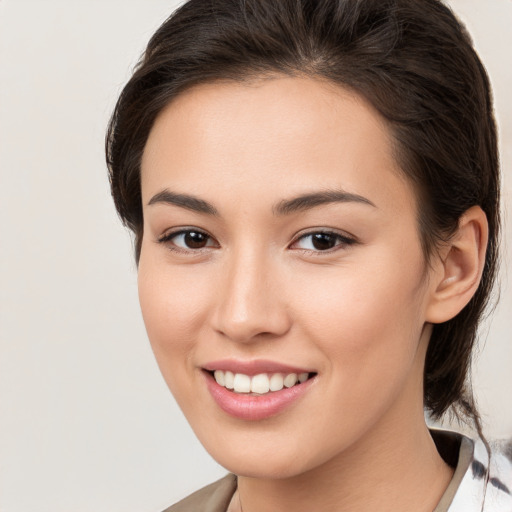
[
  {"x1": 158, "y1": 229, "x2": 217, "y2": 250},
  {"x1": 311, "y1": 233, "x2": 338, "y2": 250},
  {"x1": 292, "y1": 231, "x2": 356, "y2": 252},
  {"x1": 183, "y1": 231, "x2": 210, "y2": 249}
]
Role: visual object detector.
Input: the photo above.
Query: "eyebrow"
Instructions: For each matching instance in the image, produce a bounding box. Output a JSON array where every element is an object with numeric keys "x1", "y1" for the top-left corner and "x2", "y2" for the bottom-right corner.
[
  {"x1": 273, "y1": 190, "x2": 376, "y2": 215},
  {"x1": 147, "y1": 188, "x2": 375, "y2": 216},
  {"x1": 147, "y1": 190, "x2": 219, "y2": 215}
]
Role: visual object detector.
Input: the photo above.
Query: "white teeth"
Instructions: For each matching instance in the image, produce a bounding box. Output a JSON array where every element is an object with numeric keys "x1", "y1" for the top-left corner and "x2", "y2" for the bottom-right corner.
[
  {"x1": 233, "y1": 373, "x2": 251, "y2": 393},
  {"x1": 212, "y1": 370, "x2": 310, "y2": 394},
  {"x1": 251, "y1": 373, "x2": 270, "y2": 394},
  {"x1": 269, "y1": 373, "x2": 284, "y2": 392},
  {"x1": 214, "y1": 370, "x2": 225, "y2": 386},
  {"x1": 284, "y1": 373, "x2": 298, "y2": 388},
  {"x1": 224, "y1": 371, "x2": 234, "y2": 390}
]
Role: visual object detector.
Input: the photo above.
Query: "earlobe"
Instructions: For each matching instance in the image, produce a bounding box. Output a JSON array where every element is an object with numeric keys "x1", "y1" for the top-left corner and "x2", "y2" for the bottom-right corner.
[{"x1": 425, "y1": 206, "x2": 488, "y2": 324}]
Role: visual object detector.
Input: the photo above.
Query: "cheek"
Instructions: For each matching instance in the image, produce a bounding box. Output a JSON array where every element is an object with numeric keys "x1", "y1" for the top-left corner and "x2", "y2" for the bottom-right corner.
[
  {"x1": 284, "y1": 259, "x2": 429, "y2": 457},
  {"x1": 292, "y1": 250, "x2": 428, "y2": 383},
  {"x1": 137, "y1": 250, "x2": 213, "y2": 384}
]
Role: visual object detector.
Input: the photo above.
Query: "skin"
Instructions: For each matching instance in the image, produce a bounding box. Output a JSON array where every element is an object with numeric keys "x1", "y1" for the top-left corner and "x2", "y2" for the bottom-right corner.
[{"x1": 138, "y1": 76, "x2": 487, "y2": 511}]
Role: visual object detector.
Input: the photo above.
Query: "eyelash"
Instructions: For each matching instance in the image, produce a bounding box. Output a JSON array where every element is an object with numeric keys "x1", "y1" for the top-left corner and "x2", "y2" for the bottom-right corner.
[
  {"x1": 157, "y1": 228, "x2": 357, "y2": 254},
  {"x1": 157, "y1": 228, "x2": 217, "y2": 253},
  {"x1": 291, "y1": 230, "x2": 357, "y2": 253}
]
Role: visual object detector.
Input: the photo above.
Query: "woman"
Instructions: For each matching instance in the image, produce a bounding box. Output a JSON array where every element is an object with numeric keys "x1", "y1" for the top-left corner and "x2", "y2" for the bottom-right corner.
[{"x1": 106, "y1": 0, "x2": 511, "y2": 510}]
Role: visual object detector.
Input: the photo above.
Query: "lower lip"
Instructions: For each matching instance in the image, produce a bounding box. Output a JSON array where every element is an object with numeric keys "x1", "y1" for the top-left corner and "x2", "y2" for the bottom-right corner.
[{"x1": 203, "y1": 371, "x2": 316, "y2": 421}]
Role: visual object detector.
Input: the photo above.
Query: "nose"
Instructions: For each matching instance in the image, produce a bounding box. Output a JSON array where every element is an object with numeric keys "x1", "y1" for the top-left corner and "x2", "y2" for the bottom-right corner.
[{"x1": 210, "y1": 247, "x2": 292, "y2": 343}]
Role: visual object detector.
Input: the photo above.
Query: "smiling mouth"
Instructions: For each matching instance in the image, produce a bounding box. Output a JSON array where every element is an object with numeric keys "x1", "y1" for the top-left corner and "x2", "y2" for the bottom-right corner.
[{"x1": 206, "y1": 370, "x2": 316, "y2": 395}]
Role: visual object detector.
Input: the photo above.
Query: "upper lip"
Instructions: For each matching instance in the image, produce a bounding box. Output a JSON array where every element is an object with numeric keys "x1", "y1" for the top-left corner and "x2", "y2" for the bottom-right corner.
[{"x1": 202, "y1": 359, "x2": 314, "y2": 376}]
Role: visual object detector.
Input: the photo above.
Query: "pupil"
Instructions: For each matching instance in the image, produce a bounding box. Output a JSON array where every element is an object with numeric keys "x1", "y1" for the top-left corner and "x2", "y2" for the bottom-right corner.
[
  {"x1": 312, "y1": 233, "x2": 336, "y2": 250},
  {"x1": 185, "y1": 231, "x2": 208, "y2": 249}
]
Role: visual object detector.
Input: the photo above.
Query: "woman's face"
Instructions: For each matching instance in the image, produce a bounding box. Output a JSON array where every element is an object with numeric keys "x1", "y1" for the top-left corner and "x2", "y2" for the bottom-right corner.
[{"x1": 138, "y1": 76, "x2": 439, "y2": 478}]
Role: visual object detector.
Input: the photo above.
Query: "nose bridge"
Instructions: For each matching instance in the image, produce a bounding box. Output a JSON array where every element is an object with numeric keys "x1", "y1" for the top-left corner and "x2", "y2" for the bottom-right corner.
[{"x1": 212, "y1": 243, "x2": 290, "y2": 342}]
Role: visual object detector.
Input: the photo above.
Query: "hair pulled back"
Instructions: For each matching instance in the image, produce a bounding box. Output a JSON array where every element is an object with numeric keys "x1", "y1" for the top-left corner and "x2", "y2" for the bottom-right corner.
[{"x1": 106, "y1": 0, "x2": 500, "y2": 423}]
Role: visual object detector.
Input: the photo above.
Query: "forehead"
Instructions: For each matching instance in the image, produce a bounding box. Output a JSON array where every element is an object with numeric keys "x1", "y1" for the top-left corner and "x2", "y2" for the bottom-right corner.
[{"x1": 140, "y1": 76, "x2": 416, "y2": 217}]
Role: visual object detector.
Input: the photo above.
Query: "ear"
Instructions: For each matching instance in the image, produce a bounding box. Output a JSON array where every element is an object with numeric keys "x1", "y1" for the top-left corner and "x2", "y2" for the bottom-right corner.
[{"x1": 425, "y1": 206, "x2": 488, "y2": 324}]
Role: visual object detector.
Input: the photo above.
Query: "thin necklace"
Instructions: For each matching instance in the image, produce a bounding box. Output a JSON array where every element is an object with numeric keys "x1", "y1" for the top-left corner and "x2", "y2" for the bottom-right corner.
[{"x1": 227, "y1": 488, "x2": 243, "y2": 512}]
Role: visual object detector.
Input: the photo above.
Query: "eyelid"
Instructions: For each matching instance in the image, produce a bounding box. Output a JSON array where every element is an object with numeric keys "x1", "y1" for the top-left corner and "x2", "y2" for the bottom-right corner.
[
  {"x1": 157, "y1": 227, "x2": 219, "y2": 251},
  {"x1": 289, "y1": 229, "x2": 358, "y2": 252},
  {"x1": 155, "y1": 226, "x2": 357, "y2": 254}
]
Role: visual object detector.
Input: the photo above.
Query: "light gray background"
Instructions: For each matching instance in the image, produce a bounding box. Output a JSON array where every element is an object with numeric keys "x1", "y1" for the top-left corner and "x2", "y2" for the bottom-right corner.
[{"x1": 0, "y1": 1, "x2": 510, "y2": 511}]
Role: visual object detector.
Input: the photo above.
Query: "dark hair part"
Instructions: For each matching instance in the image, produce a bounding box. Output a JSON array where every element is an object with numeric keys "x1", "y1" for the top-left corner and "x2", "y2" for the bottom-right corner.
[{"x1": 106, "y1": 0, "x2": 500, "y2": 423}]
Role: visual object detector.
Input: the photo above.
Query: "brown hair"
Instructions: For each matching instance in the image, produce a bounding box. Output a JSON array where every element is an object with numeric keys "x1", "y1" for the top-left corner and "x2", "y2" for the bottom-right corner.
[{"x1": 106, "y1": 0, "x2": 500, "y2": 424}]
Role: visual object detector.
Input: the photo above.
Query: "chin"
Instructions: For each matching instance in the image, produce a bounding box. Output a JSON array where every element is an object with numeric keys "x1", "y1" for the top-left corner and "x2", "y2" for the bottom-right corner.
[
  {"x1": 216, "y1": 453, "x2": 309, "y2": 480},
  {"x1": 198, "y1": 428, "x2": 335, "y2": 480}
]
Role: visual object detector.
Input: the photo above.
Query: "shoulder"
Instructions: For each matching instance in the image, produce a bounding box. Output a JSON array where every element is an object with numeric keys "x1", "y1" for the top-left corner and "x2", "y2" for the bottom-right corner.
[
  {"x1": 162, "y1": 474, "x2": 237, "y2": 512},
  {"x1": 483, "y1": 437, "x2": 512, "y2": 511},
  {"x1": 432, "y1": 429, "x2": 512, "y2": 512}
]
